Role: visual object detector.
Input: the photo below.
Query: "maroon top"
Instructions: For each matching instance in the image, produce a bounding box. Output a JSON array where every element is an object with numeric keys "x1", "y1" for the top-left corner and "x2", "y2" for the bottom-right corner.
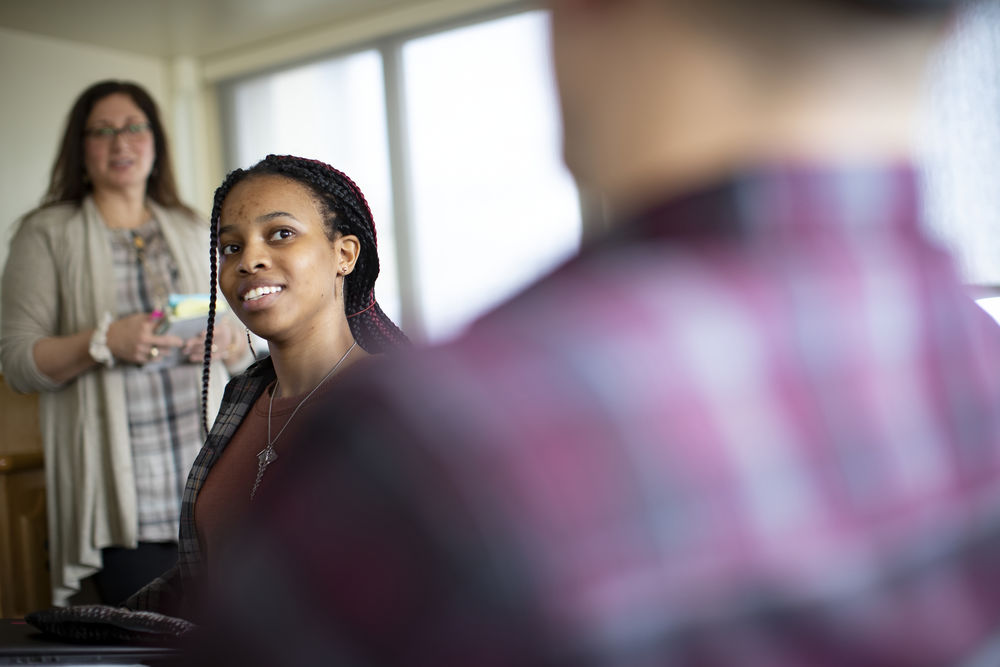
[{"x1": 194, "y1": 378, "x2": 338, "y2": 565}]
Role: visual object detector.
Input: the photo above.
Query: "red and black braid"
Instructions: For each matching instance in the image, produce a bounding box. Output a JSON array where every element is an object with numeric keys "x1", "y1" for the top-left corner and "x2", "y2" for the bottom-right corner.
[{"x1": 199, "y1": 166, "x2": 248, "y2": 435}]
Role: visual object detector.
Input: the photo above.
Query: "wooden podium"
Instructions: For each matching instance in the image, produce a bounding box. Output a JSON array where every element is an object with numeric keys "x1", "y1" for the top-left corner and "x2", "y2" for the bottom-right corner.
[{"x1": 0, "y1": 375, "x2": 50, "y2": 617}]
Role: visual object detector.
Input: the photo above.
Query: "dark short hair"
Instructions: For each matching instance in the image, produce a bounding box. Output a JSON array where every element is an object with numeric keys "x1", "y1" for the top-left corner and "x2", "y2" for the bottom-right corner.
[{"x1": 42, "y1": 80, "x2": 191, "y2": 214}]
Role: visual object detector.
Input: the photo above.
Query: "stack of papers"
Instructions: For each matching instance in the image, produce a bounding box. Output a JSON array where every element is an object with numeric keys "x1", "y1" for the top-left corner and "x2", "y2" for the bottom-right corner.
[
  {"x1": 154, "y1": 294, "x2": 226, "y2": 338},
  {"x1": 145, "y1": 294, "x2": 227, "y2": 371}
]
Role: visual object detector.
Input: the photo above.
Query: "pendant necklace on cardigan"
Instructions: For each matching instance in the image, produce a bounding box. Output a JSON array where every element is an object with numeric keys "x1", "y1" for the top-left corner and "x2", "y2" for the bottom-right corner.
[
  {"x1": 250, "y1": 341, "x2": 358, "y2": 500},
  {"x1": 129, "y1": 225, "x2": 169, "y2": 315}
]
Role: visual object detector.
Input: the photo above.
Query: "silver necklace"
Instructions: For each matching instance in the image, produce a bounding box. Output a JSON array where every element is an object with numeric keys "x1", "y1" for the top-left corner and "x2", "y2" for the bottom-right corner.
[{"x1": 250, "y1": 341, "x2": 357, "y2": 500}]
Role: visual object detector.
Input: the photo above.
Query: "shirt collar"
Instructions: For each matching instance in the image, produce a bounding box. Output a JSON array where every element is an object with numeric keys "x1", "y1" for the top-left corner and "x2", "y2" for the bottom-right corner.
[{"x1": 617, "y1": 162, "x2": 921, "y2": 245}]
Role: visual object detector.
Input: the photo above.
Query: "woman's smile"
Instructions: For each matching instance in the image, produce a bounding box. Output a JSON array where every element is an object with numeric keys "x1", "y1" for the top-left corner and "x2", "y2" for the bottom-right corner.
[
  {"x1": 239, "y1": 284, "x2": 285, "y2": 312},
  {"x1": 242, "y1": 285, "x2": 283, "y2": 302}
]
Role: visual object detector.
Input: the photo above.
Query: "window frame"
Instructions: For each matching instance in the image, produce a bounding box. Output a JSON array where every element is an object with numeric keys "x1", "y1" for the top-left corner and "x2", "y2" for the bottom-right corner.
[{"x1": 217, "y1": 2, "x2": 602, "y2": 340}]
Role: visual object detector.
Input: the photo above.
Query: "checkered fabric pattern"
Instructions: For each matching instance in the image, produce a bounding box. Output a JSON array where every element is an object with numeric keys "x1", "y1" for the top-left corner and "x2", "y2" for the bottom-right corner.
[
  {"x1": 212, "y1": 165, "x2": 1000, "y2": 666},
  {"x1": 108, "y1": 219, "x2": 202, "y2": 541},
  {"x1": 125, "y1": 357, "x2": 275, "y2": 617}
]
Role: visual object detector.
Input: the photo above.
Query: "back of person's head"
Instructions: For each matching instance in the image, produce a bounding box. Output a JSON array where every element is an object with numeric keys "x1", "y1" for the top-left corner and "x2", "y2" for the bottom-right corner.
[
  {"x1": 553, "y1": 0, "x2": 963, "y2": 206},
  {"x1": 43, "y1": 79, "x2": 188, "y2": 212}
]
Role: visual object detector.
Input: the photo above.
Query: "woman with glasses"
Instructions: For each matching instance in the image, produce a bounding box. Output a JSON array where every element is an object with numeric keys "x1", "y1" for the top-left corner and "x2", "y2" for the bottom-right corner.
[{"x1": 1, "y1": 80, "x2": 245, "y2": 607}]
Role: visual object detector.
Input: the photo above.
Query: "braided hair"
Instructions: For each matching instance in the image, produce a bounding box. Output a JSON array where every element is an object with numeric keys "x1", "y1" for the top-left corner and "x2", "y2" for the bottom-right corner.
[{"x1": 200, "y1": 154, "x2": 409, "y2": 435}]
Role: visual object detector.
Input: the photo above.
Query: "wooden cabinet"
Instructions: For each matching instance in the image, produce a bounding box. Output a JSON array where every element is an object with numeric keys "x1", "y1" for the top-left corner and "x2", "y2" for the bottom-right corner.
[{"x1": 0, "y1": 375, "x2": 50, "y2": 617}]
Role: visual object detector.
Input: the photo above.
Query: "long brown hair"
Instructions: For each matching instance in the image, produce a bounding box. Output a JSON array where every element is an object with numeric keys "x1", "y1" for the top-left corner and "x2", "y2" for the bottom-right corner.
[{"x1": 42, "y1": 80, "x2": 193, "y2": 215}]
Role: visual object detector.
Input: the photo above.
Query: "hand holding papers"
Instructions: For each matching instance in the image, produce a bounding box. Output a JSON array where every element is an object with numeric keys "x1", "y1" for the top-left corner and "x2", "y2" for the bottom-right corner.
[{"x1": 146, "y1": 294, "x2": 227, "y2": 371}]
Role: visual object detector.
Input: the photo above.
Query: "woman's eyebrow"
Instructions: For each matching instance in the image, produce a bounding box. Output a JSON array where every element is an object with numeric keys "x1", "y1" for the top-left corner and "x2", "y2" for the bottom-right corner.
[
  {"x1": 219, "y1": 211, "x2": 299, "y2": 235},
  {"x1": 89, "y1": 116, "x2": 147, "y2": 126},
  {"x1": 256, "y1": 211, "x2": 297, "y2": 223}
]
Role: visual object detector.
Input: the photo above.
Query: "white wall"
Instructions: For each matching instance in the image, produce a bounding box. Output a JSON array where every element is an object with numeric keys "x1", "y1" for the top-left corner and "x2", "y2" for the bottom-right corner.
[
  {"x1": 0, "y1": 25, "x2": 171, "y2": 296},
  {"x1": 0, "y1": 0, "x2": 519, "y2": 342}
]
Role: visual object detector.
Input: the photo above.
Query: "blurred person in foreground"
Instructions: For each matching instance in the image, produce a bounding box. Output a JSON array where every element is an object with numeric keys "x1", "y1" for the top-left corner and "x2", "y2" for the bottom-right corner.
[
  {"x1": 0, "y1": 80, "x2": 245, "y2": 606},
  {"x1": 200, "y1": 0, "x2": 1000, "y2": 665}
]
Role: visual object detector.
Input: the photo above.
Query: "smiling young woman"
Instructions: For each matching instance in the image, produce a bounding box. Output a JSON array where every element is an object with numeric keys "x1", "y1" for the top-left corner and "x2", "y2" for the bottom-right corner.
[{"x1": 124, "y1": 154, "x2": 407, "y2": 619}]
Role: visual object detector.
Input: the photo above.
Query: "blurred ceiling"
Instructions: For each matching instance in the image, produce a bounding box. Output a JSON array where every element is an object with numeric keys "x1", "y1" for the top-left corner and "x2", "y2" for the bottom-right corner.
[{"x1": 0, "y1": 0, "x2": 421, "y2": 58}]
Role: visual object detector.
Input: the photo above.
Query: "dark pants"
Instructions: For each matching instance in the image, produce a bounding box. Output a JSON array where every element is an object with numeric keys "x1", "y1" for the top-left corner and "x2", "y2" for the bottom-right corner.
[{"x1": 94, "y1": 541, "x2": 178, "y2": 605}]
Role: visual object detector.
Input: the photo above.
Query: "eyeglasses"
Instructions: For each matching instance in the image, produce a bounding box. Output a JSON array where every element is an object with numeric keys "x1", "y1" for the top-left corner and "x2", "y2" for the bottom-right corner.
[{"x1": 84, "y1": 122, "x2": 151, "y2": 141}]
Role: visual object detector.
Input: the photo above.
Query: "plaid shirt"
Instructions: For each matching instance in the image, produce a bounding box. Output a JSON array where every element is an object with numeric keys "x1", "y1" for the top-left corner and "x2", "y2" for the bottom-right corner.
[
  {"x1": 125, "y1": 356, "x2": 275, "y2": 616},
  {"x1": 202, "y1": 164, "x2": 1000, "y2": 666},
  {"x1": 108, "y1": 218, "x2": 203, "y2": 542}
]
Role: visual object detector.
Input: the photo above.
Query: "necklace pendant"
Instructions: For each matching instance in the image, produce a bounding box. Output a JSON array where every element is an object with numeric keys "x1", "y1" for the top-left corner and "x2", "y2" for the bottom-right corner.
[
  {"x1": 252, "y1": 340, "x2": 358, "y2": 500},
  {"x1": 251, "y1": 444, "x2": 278, "y2": 501},
  {"x1": 257, "y1": 444, "x2": 278, "y2": 469}
]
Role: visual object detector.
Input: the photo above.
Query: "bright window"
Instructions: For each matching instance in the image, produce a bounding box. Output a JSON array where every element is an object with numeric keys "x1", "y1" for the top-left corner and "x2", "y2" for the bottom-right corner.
[
  {"x1": 402, "y1": 11, "x2": 580, "y2": 340},
  {"x1": 222, "y1": 10, "x2": 580, "y2": 342},
  {"x1": 919, "y1": 0, "x2": 1000, "y2": 287}
]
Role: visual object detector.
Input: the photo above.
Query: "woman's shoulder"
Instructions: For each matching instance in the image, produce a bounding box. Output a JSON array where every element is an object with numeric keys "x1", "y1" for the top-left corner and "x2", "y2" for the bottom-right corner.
[
  {"x1": 10, "y1": 203, "x2": 84, "y2": 250},
  {"x1": 151, "y1": 203, "x2": 210, "y2": 255},
  {"x1": 224, "y1": 356, "x2": 275, "y2": 391},
  {"x1": 16, "y1": 202, "x2": 82, "y2": 232},
  {"x1": 150, "y1": 201, "x2": 208, "y2": 228},
  {"x1": 216, "y1": 356, "x2": 275, "y2": 414},
  {"x1": 240, "y1": 356, "x2": 275, "y2": 381}
]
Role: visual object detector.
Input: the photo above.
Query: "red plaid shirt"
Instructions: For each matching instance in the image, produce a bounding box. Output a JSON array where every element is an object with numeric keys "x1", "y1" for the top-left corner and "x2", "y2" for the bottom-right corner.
[{"x1": 200, "y1": 164, "x2": 1000, "y2": 666}]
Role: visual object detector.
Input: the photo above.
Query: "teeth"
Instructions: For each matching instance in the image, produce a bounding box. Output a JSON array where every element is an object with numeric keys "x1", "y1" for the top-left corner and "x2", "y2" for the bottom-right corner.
[{"x1": 243, "y1": 286, "x2": 282, "y2": 302}]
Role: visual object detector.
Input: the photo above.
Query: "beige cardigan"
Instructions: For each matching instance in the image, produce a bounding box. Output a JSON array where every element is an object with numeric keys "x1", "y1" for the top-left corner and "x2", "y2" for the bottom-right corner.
[{"x1": 0, "y1": 197, "x2": 226, "y2": 605}]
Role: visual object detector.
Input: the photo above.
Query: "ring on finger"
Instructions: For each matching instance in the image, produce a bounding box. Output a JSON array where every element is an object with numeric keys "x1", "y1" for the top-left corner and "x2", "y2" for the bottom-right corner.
[{"x1": 149, "y1": 346, "x2": 159, "y2": 359}]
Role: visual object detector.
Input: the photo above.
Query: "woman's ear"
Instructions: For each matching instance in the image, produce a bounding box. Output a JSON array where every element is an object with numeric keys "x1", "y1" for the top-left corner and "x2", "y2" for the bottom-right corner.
[{"x1": 335, "y1": 234, "x2": 361, "y2": 274}]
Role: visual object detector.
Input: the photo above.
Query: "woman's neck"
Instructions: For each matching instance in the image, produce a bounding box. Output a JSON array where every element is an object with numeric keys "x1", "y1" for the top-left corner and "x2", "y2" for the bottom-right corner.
[
  {"x1": 93, "y1": 188, "x2": 150, "y2": 229},
  {"x1": 269, "y1": 329, "x2": 367, "y2": 398}
]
